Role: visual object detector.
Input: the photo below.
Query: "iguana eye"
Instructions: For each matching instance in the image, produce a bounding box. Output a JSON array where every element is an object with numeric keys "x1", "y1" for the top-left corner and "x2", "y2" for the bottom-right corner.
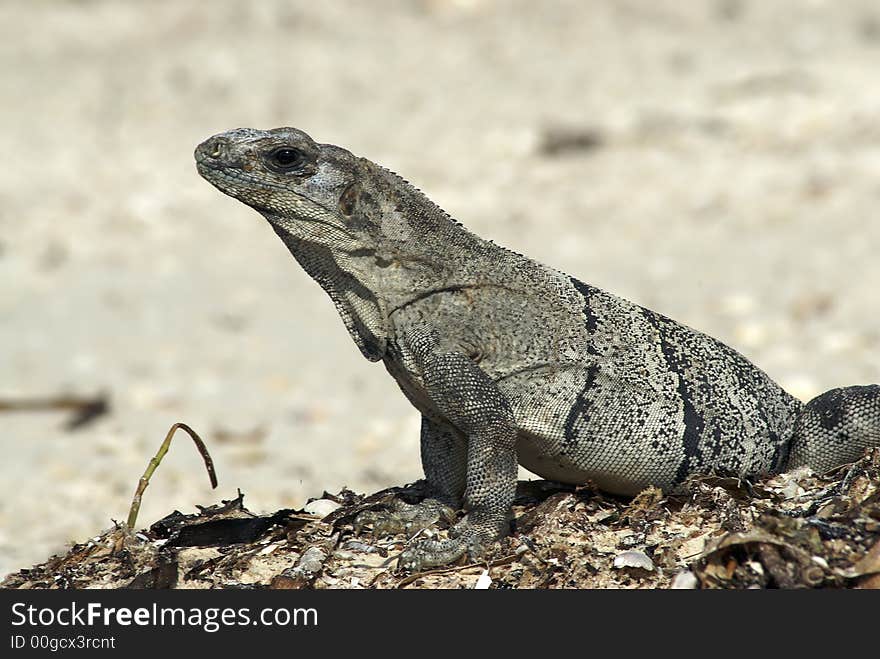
[{"x1": 267, "y1": 147, "x2": 304, "y2": 171}]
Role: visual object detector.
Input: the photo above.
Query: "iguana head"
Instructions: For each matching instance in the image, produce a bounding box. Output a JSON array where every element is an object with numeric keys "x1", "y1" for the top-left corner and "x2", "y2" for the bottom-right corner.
[
  {"x1": 195, "y1": 127, "x2": 375, "y2": 248},
  {"x1": 196, "y1": 127, "x2": 470, "y2": 256},
  {"x1": 196, "y1": 126, "x2": 396, "y2": 361},
  {"x1": 196, "y1": 127, "x2": 483, "y2": 362}
]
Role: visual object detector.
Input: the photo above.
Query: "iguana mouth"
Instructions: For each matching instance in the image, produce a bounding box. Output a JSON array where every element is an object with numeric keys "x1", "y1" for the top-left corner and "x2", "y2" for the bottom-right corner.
[
  {"x1": 196, "y1": 157, "x2": 353, "y2": 239},
  {"x1": 195, "y1": 159, "x2": 288, "y2": 193}
]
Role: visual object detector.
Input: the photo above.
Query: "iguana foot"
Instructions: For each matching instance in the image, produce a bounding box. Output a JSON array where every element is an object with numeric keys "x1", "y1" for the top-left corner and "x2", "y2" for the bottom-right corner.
[
  {"x1": 354, "y1": 497, "x2": 498, "y2": 571},
  {"x1": 354, "y1": 497, "x2": 457, "y2": 538},
  {"x1": 397, "y1": 527, "x2": 487, "y2": 571}
]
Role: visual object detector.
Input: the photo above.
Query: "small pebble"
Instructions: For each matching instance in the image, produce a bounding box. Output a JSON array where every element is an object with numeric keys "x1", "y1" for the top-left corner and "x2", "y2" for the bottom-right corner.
[
  {"x1": 304, "y1": 499, "x2": 342, "y2": 517},
  {"x1": 612, "y1": 550, "x2": 654, "y2": 571},
  {"x1": 670, "y1": 571, "x2": 698, "y2": 589},
  {"x1": 297, "y1": 547, "x2": 327, "y2": 575},
  {"x1": 342, "y1": 540, "x2": 381, "y2": 554},
  {"x1": 473, "y1": 570, "x2": 492, "y2": 589},
  {"x1": 258, "y1": 543, "x2": 279, "y2": 556},
  {"x1": 780, "y1": 481, "x2": 803, "y2": 500}
]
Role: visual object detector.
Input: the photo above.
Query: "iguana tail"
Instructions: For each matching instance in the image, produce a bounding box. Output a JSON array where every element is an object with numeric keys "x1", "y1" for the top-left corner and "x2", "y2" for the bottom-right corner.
[{"x1": 786, "y1": 384, "x2": 880, "y2": 472}]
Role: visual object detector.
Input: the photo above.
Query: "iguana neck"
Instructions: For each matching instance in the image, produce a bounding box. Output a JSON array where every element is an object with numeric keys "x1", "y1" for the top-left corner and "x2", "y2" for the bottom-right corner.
[
  {"x1": 269, "y1": 169, "x2": 497, "y2": 361},
  {"x1": 358, "y1": 164, "x2": 498, "y2": 305}
]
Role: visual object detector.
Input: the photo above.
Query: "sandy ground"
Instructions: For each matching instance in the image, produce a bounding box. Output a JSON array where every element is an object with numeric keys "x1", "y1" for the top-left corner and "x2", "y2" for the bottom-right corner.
[{"x1": 2, "y1": 0, "x2": 879, "y2": 577}]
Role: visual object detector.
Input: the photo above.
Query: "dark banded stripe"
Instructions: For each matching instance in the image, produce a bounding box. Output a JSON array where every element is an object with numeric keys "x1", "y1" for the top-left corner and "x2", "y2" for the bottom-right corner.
[{"x1": 641, "y1": 309, "x2": 705, "y2": 484}]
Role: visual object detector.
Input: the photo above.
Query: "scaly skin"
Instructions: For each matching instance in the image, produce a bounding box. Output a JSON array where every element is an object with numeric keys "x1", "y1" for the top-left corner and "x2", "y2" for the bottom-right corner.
[{"x1": 195, "y1": 127, "x2": 880, "y2": 571}]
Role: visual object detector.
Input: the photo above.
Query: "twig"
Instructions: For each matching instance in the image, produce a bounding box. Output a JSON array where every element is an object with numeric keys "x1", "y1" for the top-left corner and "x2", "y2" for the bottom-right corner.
[
  {"x1": 393, "y1": 553, "x2": 520, "y2": 588},
  {"x1": 0, "y1": 393, "x2": 110, "y2": 430},
  {"x1": 126, "y1": 422, "x2": 218, "y2": 531}
]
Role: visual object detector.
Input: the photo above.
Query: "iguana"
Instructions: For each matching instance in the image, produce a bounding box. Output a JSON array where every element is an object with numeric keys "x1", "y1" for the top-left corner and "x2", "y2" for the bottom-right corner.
[{"x1": 195, "y1": 127, "x2": 880, "y2": 570}]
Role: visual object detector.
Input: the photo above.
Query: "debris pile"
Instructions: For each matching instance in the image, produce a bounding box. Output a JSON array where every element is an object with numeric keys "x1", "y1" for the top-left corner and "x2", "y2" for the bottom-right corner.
[{"x1": 3, "y1": 449, "x2": 878, "y2": 589}]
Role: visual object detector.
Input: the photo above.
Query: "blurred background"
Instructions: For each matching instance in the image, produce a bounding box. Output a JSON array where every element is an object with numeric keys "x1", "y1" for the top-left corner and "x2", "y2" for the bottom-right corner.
[{"x1": 2, "y1": 0, "x2": 879, "y2": 577}]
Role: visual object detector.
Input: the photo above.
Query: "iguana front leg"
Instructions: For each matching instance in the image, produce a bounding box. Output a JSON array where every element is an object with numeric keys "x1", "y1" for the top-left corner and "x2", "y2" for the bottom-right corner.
[
  {"x1": 354, "y1": 418, "x2": 464, "y2": 536},
  {"x1": 395, "y1": 337, "x2": 519, "y2": 571},
  {"x1": 420, "y1": 416, "x2": 468, "y2": 504}
]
